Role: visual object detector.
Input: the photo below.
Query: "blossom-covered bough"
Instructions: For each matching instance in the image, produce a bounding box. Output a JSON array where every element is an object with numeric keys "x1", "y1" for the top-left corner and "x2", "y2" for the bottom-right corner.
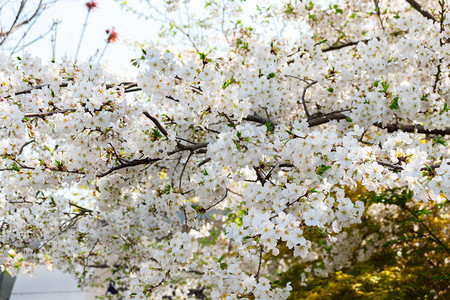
[{"x1": 1, "y1": 0, "x2": 449, "y2": 298}]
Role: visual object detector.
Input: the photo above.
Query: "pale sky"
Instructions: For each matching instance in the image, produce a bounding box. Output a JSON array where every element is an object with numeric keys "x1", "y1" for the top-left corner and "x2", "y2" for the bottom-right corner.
[{"x1": 3, "y1": 0, "x2": 159, "y2": 76}]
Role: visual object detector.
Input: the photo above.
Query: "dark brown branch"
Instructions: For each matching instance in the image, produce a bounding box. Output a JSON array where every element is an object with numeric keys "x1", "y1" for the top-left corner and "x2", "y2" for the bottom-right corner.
[
  {"x1": 69, "y1": 202, "x2": 93, "y2": 213},
  {"x1": 197, "y1": 158, "x2": 211, "y2": 168},
  {"x1": 373, "y1": 0, "x2": 385, "y2": 31},
  {"x1": 279, "y1": 163, "x2": 294, "y2": 168},
  {"x1": 306, "y1": 109, "x2": 450, "y2": 134},
  {"x1": 253, "y1": 166, "x2": 267, "y2": 186},
  {"x1": 14, "y1": 81, "x2": 140, "y2": 98},
  {"x1": 322, "y1": 39, "x2": 370, "y2": 52},
  {"x1": 179, "y1": 151, "x2": 192, "y2": 189},
  {"x1": 433, "y1": 1, "x2": 446, "y2": 93},
  {"x1": 377, "y1": 160, "x2": 447, "y2": 171},
  {"x1": 24, "y1": 108, "x2": 76, "y2": 118},
  {"x1": 124, "y1": 87, "x2": 142, "y2": 93},
  {"x1": 307, "y1": 111, "x2": 348, "y2": 127},
  {"x1": 255, "y1": 245, "x2": 264, "y2": 282},
  {"x1": 287, "y1": 39, "x2": 371, "y2": 64},
  {"x1": 168, "y1": 142, "x2": 208, "y2": 155},
  {"x1": 243, "y1": 114, "x2": 278, "y2": 127},
  {"x1": 0, "y1": 160, "x2": 84, "y2": 174},
  {"x1": 376, "y1": 161, "x2": 405, "y2": 171},
  {"x1": 220, "y1": 112, "x2": 236, "y2": 128},
  {"x1": 404, "y1": 0, "x2": 437, "y2": 22},
  {"x1": 98, "y1": 142, "x2": 208, "y2": 177},
  {"x1": 97, "y1": 157, "x2": 161, "y2": 177},
  {"x1": 18, "y1": 139, "x2": 35, "y2": 155},
  {"x1": 143, "y1": 111, "x2": 169, "y2": 137},
  {"x1": 165, "y1": 95, "x2": 180, "y2": 102},
  {"x1": 301, "y1": 81, "x2": 317, "y2": 119},
  {"x1": 377, "y1": 123, "x2": 450, "y2": 135},
  {"x1": 14, "y1": 82, "x2": 69, "y2": 97}
]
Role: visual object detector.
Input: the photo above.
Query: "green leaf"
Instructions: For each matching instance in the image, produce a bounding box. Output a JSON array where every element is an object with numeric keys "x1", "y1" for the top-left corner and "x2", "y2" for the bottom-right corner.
[
  {"x1": 379, "y1": 81, "x2": 389, "y2": 93},
  {"x1": 152, "y1": 128, "x2": 163, "y2": 138},
  {"x1": 390, "y1": 96, "x2": 399, "y2": 109},
  {"x1": 327, "y1": 87, "x2": 334, "y2": 93},
  {"x1": 163, "y1": 185, "x2": 171, "y2": 194},
  {"x1": 233, "y1": 140, "x2": 242, "y2": 151},
  {"x1": 415, "y1": 209, "x2": 433, "y2": 216},
  {"x1": 11, "y1": 163, "x2": 20, "y2": 172},
  {"x1": 316, "y1": 164, "x2": 332, "y2": 176},
  {"x1": 264, "y1": 121, "x2": 274, "y2": 133},
  {"x1": 267, "y1": 72, "x2": 276, "y2": 79},
  {"x1": 55, "y1": 160, "x2": 62, "y2": 168},
  {"x1": 284, "y1": 3, "x2": 294, "y2": 14},
  {"x1": 222, "y1": 76, "x2": 235, "y2": 89},
  {"x1": 433, "y1": 136, "x2": 447, "y2": 146}
]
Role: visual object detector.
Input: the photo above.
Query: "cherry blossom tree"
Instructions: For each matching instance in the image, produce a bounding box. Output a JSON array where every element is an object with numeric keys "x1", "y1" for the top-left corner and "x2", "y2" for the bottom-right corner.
[{"x1": 1, "y1": 0, "x2": 449, "y2": 299}]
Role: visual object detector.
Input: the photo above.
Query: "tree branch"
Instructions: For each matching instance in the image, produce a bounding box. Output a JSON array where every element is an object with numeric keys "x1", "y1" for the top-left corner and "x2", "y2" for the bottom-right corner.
[
  {"x1": 307, "y1": 111, "x2": 348, "y2": 127},
  {"x1": 243, "y1": 114, "x2": 278, "y2": 127},
  {"x1": 377, "y1": 123, "x2": 450, "y2": 135},
  {"x1": 301, "y1": 80, "x2": 317, "y2": 119},
  {"x1": 322, "y1": 39, "x2": 371, "y2": 52},
  {"x1": 97, "y1": 157, "x2": 161, "y2": 177},
  {"x1": 203, "y1": 188, "x2": 228, "y2": 212},
  {"x1": 143, "y1": 111, "x2": 169, "y2": 138},
  {"x1": 404, "y1": 0, "x2": 437, "y2": 22}
]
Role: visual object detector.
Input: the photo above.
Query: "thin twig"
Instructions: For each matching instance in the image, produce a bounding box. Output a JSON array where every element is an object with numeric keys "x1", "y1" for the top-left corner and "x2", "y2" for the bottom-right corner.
[
  {"x1": 302, "y1": 80, "x2": 317, "y2": 119},
  {"x1": 179, "y1": 151, "x2": 192, "y2": 190},
  {"x1": 197, "y1": 158, "x2": 211, "y2": 168},
  {"x1": 255, "y1": 245, "x2": 264, "y2": 282},
  {"x1": 18, "y1": 139, "x2": 35, "y2": 155},
  {"x1": 75, "y1": 10, "x2": 91, "y2": 62},
  {"x1": 204, "y1": 188, "x2": 228, "y2": 212},
  {"x1": 404, "y1": 206, "x2": 450, "y2": 255}
]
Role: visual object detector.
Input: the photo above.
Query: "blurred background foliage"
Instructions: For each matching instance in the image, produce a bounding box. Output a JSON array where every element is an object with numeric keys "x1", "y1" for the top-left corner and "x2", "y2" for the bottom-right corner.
[{"x1": 275, "y1": 185, "x2": 449, "y2": 299}]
